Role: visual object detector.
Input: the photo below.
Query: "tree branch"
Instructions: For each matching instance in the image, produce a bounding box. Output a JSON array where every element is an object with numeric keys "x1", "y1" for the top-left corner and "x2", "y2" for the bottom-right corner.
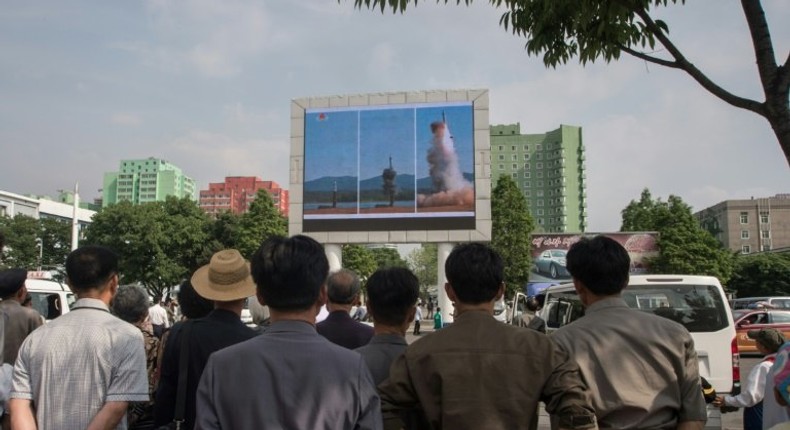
[
  {"x1": 633, "y1": 8, "x2": 765, "y2": 116},
  {"x1": 740, "y1": 0, "x2": 778, "y2": 100},
  {"x1": 618, "y1": 45, "x2": 681, "y2": 69}
]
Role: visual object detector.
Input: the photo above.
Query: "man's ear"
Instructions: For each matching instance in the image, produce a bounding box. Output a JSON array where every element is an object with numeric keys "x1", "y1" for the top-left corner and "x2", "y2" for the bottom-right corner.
[
  {"x1": 495, "y1": 283, "x2": 505, "y2": 301},
  {"x1": 317, "y1": 284, "x2": 328, "y2": 307},
  {"x1": 406, "y1": 306, "x2": 417, "y2": 324},
  {"x1": 444, "y1": 283, "x2": 458, "y2": 303},
  {"x1": 16, "y1": 285, "x2": 28, "y2": 300},
  {"x1": 256, "y1": 291, "x2": 267, "y2": 307}
]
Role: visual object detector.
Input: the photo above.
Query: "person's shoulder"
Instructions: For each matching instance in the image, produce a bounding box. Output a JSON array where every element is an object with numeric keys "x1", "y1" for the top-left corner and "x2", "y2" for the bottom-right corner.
[{"x1": 19, "y1": 306, "x2": 43, "y2": 322}]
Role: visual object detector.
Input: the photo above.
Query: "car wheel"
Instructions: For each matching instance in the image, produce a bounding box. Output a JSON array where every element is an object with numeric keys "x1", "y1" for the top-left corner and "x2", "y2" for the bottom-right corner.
[{"x1": 550, "y1": 264, "x2": 558, "y2": 279}]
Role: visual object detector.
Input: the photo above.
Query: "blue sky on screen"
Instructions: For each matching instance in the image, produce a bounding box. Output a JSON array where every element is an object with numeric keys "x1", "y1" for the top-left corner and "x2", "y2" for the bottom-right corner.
[
  {"x1": 359, "y1": 107, "x2": 415, "y2": 181},
  {"x1": 304, "y1": 110, "x2": 358, "y2": 182}
]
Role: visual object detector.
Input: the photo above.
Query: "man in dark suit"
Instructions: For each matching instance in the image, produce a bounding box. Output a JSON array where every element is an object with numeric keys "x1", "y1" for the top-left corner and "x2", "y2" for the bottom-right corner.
[
  {"x1": 154, "y1": 249, "x2": 256, "y2": 429},
  {"x1": 0, "y1": 269, "x2": 43, "y2": 365},
  {"x1": 317, "y1": 269, "x2": 373, "y2": 349}
]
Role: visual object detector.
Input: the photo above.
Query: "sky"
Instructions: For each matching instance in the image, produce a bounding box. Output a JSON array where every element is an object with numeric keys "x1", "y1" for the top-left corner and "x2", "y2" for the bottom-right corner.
[{"x1": 1, "y1": 0, "x2": 788, "y2": 232}]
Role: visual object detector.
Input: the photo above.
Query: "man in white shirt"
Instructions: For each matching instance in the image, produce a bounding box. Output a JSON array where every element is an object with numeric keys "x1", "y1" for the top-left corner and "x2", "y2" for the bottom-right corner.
[
  {"x1": 714, "y1": 328, "x2": 785, "y2": 430},
  {"x1": 148, "y1": 295, "x2": 170, "y2": 338},
  {"x1": 413, "y1": 302, "x2": 423, "y2": 335}
]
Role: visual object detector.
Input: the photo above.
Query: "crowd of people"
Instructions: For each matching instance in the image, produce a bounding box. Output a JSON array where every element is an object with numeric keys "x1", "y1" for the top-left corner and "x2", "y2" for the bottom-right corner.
[{"x1": 3, "y1": 234, "x2": 790, "y2": 429}]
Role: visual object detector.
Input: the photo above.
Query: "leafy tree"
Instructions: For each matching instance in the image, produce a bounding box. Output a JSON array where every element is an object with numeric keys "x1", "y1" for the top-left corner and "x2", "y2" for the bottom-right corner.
[
  {"x1": 729, "y1": 253, "x2": 790, "y2": 298},
  {"x1": 342, "y1": 244, "x2": 377, "y2": 281},
  {"x1": 351, "y1": 0, "x2": 790, "y2": 165},
  {"x1": 0, "y1": 215, "x2": 70, "y2": 271},
  {"x1": 491, "y1": 175, "x2": 535, "y2": 298},
  {"x1": 408, "y1": 243, "x2": 438, "y2": 294},
  {"x1": 369, "y1": 246, "x2": 408, "y2": 269},
  {"x1": 621, "y1": 189, "x2": 735, "y2": 283},
  {"x1": 234, "y1": 189, "x2": 288, "y2": 258},
  {"x1": 84, "y1": 198, "x2": 215, "y2": 297}
]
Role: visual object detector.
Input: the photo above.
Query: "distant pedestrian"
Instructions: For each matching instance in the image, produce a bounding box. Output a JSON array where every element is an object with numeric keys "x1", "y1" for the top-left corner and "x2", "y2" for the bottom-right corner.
[
  {"x1": 111, "y1": 285, "x2": 159, "y2": 430},
  {"x1": 714, "y1": 328, "x2": 785, "y2": 430},
  {"x1": 148, "y1": 295, "x2": 169, "y2": 338},
  {"x1": 413, "y1": 302, "x2": 423, "y2": 335},
  {"x1": 316, "y1": 269, "x2": 374, "y2": 349},
  {"x1": 154, "y1": 249, "x2": 257, "y2": 430},
  {"x1": 9, "y1": 246, "x2": 149, "y2": 429},
  {"x1": 552, "y1": 236, "x2": 706, "y2": 429},
  {"x1": 379, "y1": 243, "x2": 595, "y2": 429},
  {"x1": 194, "y1": 235, "x2": 381, "y2": 429},
  {"x1": 427, "y1": 299, "x2": 434, "y2": 318},
  {"x1": 356, "y1": 267, "x2": 419, "y2": 385},
  {"x1": 0, "y1": 269, "x2": 43, "y2": 366},
  {"x1": 433, "y1": 307, "x2": 443, "y2": 330}
]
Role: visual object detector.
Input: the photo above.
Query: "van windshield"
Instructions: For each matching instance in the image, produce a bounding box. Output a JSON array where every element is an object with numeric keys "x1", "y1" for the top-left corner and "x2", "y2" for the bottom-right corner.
[{"x1": 623, "y1": 284, "x2": 729, "y2": 332}]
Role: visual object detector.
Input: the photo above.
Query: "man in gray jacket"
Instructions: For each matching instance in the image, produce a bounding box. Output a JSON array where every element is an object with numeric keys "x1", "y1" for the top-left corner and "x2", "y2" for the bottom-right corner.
[{"x1": 195, "y1": 235, "x2": 381, "y2": 430}]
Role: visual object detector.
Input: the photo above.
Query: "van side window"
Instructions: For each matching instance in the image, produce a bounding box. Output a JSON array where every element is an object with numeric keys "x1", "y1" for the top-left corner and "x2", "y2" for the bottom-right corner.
[
  {"x1": 771, "y1": 312, "x2": 790, "y2": 323},
  {"x1": 29, "y1": 293, "x2": 63, "y2": 320}
]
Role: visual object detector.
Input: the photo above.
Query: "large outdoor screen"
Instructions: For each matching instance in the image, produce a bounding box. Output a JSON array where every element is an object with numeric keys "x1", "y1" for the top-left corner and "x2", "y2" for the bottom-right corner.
[{"x1": 302, "y1": 101, "x2": 475, "y2": 232}]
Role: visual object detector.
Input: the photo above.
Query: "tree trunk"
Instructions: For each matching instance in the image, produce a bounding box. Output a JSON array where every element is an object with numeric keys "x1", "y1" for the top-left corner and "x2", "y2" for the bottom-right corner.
[{"x1": 767, "y1": 106, "x2": 790, "y2": 167}]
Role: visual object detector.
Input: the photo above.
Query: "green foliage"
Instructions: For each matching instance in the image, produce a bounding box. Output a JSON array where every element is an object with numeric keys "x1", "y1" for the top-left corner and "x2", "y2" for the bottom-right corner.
[
  {"x1": 84, "y1": 197, "x2": 217, "y2": 297},
  {"x1": 0, "y1": 215, "x2": 71, "y2": 270},
  {"x1": 234, "y1": 189, "x2": 288, "y2": 258},
  {"x1": 620, "y1": 188, "x2": 735, "y2": 283},
  {"x1": 491, "y1": 175, "x2": 535, "y2": 298},
  {"x1": 729, "y1": 253, "x2": 790, "y2": 298},
  {"x1": 408, "y1": 244, "x2": 438, "y2": 293},
  {"x1": 342, "y1": 244, "x2": 377, "y2": 281},
  {"x1": 369, "y1": 247, "x2": 408, "y2": 269}
]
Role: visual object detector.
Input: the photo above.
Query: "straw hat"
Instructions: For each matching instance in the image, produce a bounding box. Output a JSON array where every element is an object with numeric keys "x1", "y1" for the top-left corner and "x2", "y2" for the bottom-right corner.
[{"x1": 191, "y1": 249, "x2": 256, "y2": 302}]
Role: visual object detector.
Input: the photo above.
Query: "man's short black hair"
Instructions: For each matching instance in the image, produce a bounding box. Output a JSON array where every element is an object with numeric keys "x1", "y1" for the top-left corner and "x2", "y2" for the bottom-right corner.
[
  {"x1": 177, "y1": 279, "x2": 213, "y2": 320},
  {"x1": 111, "y1": 285, "x2": 149, "y2": 324},
  {"x1": 566, "y1": 236, "x2": 631, "y2": 296},
  {"x1": 250, "y1": 235, "x2": 328, "y2": 312},
  {"x1": 327, "y1": 269, "x2": 361, "y2": 305},
  {"x1": 65, "y1": 245, "x2": 118, "y2": 292},
  {"x1": 366, "y1": 267, "x2": 419, "y2": 326},
  {"x1": 445, "y1": 243, "x2": 503, "y2": 304}
]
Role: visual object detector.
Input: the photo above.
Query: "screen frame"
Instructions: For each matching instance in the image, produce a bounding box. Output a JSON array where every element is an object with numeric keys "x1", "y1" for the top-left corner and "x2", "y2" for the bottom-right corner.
[{"x1": 289, "y1": 89, "x2": 491, "y2": 244}]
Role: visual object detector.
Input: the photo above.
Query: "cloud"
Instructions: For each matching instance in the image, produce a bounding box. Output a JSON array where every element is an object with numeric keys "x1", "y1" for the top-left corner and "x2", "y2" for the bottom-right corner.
[
  {"x1": 116, "y1": 0, "x2": 272, "y2": 77},
  {"x1": 160, "y1": 130, "x2": 290, "y2": 188},
  {"x1": 221, "y1": 102, "x2": 279, "y2": 125},
  {"x1": 110, "y1": 113, "x2": 142, "y2": 126}
]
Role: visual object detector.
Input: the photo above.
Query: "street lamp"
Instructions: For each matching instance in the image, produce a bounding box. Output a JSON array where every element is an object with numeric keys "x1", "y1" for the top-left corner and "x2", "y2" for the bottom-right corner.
[{"x1": 35, "y1": 238, "x2": 43, "y2": 271}]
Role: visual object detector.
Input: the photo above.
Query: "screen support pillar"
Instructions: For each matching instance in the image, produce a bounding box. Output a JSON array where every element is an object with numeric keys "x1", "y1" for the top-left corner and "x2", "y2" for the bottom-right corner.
[
  {"x1": 437, "y1": 242, "x2": 455, "y2": 325},
  {"x1": 325, "y1": 244, "x2": 342, "y2": 273}
]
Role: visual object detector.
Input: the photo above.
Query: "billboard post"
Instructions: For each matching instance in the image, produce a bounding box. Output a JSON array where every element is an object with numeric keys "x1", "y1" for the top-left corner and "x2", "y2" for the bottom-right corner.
[{"x1": 437, "y1": 242, "x2": 455, "y2": 324}]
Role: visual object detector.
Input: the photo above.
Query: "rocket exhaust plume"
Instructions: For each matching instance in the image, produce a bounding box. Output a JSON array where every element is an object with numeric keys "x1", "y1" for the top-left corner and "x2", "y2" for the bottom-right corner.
[{"x1": 419, "y1": 114, "x2": 474, "y2": 208}]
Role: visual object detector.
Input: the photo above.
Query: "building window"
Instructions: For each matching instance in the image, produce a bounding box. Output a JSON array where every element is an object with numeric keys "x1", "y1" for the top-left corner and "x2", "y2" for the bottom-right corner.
[
  {"x1": 537, "y1": 144, "x2": 542, "y2": 151},
  {"x1": 536, "y1": 162, "x2": 543, "y2": 169},
  {"x1": 524, "y1": 163, "x2": 530, "y2": 170},
  {"x1": 499, "y1": 164, "x2": 504, "y2": 170},
  {"x1": 512, "y1": 164, "x2": 518, "y2": 170},
  {"x1": 537, "y1": 172, "x2": 544, "y2": 178},
  {"x1": 760, "y1": 212, "x2": 769, "y2": 224},
  {"x1": 537, "y1": 181, "x2": 544, "y2": 187},
  {"x1": 498, "y1": 146, "x2": 503, "y2": 151},
  {"x1": 524, "y1": 190, "x2": 531, "y2": 197},
  {"x1": 537, "y1": 209, "x2": 544, "y2": 216},
  {"x1": 740, "y1": 212, "x2": 748, "y2": 224},
  {"x1": 741, "y1": 230, "x2": 749, "y2": 239},
  {"x1": 524, "y1": 181, "x2": 531, "y2": 188},
  {"x1": 512, "y1": 155, "x2": 518, "y2": 161},
  {"x1": 512, "y1": 173, "x2": 518, "y2": 179},
  {"x1": 536, "y1": 153, "x2": 543, "y2": 160},
  {"x1": 511, "y1": 145, "x2": 516, "y2": 151},
  {"x1": 537, "y1": 190, "x2": 544, "y2": 197},
  {"x1": 524, "y1": 154, "x2": 531, "y2": 161},
  {"x1": 524, "y1": 172, "x2": 531, "y2": 179},
  {"x1": 761, "y1": 230, "x2": 770, "y2": 239},
  {"x1": 537, "y1": 200, "x2": 544, "y2": 207},
  {"x1": 538, "y1": 218, "x2": 544, "y2": 225},
  {"x1": 763, "y1": 244, "x2": 772, "y2": 252},
  {"x1": 498, "y1": 155, "x2": 504, "y2": 161},
  {"x1": 742, "y1": 245, "x2": 751, "y2": 254}
]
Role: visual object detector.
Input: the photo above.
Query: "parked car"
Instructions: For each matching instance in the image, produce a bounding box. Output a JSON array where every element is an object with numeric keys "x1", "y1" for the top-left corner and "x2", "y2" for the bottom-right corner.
[
  {"x1": 533, "y1": 249, "x2": 569, "y2": 279},
  {"x1": 731, "y1": 297, "x2": 790, "y2": 310},
  {"x1": 527, "y1": 275, "x2": 736, "y2": 430},
  {"x1": 732, "y1": 309, "x2": 790, "y2": 353},
  {"x1": 25, "y1": 278, "x2": 75, "y2": 321}
]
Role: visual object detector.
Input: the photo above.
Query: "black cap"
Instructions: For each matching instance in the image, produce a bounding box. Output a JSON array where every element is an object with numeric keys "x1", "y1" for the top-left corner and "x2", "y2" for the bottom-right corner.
[{"x1": 0, "y1": 269, "x2": 27, "y2": 298}]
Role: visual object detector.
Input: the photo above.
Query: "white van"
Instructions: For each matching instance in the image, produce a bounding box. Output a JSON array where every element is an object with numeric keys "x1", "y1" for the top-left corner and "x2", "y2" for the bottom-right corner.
[
  {"x1": 528, "y1": 275, "x2": 737, "y2": 429},
  {"x1": 25, "y1": 279, "x2": 75, "y2": 321}
]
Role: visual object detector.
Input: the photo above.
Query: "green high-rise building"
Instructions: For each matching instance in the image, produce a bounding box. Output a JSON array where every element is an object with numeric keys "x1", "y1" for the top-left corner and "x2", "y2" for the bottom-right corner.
[
  {"x1": 102, "y1": 157, "x2": 197, "y2": 207},
  {"x1": 490, "y1": 124, "x2": 587, "y2": 233}
]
